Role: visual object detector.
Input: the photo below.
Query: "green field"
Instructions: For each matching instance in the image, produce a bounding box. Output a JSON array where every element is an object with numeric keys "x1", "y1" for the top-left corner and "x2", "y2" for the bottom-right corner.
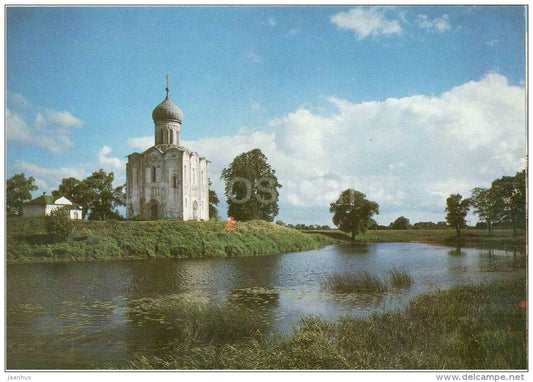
[{"x1": 6, "y1": 218, "x2": 335, "y2": 264}]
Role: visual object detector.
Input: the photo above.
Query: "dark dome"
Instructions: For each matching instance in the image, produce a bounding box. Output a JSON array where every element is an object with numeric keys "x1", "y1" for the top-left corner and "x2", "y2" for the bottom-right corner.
[{"x1": 152, "y1": 95, "x2": 183, "y2": 123}]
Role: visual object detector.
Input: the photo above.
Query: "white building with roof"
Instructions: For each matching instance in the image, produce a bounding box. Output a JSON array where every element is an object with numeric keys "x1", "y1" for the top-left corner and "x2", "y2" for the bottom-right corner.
[
  {"x1": 23, "y1": 193, "x2": 83, "y2": 220},
  {"x1": 125, "y1": 80, "x2": 209, "y2": 220}
]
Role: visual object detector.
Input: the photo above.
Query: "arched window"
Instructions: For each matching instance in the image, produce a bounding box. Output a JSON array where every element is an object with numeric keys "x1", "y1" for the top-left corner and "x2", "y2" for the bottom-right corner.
[
  {"x1": 172, "y1": 175, "x2": 178, "y2": 188},
  {"x1": 151, "y1": 166, "x2": 156, "y2": 182}
]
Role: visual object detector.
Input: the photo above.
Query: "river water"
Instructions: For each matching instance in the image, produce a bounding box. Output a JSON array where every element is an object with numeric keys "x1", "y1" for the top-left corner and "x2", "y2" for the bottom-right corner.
[{"x1": 6, "y1": 243, "x2": 525, "y2": 369}]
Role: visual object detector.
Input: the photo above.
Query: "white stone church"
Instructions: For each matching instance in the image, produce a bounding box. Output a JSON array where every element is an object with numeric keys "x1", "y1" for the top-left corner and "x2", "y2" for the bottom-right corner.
[{"x1": 126, "y1": 82, "x2": 209, "y2": 220}]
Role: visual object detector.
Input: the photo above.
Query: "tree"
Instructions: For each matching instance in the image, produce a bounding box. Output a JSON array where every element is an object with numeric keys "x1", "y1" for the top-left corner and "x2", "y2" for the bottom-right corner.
[
  {"x1": 52, "y1": 177, "x2": 89, "y2": 218},
  {"x1": 329, "y1": 189, "x2": 379, "y2": 240},
  {"x1": 208, "y1": 179, "x2": 220, "y2": 220},
  {"x1": 390, "y1": 216, "x2": 410, "y2": 230},
  {"x1": 83, "y1": 170, "x2": 124, "y2": 220},
  {"x1": 491, "y1": 170, "x2": 526, "y2": 236},
  {"x1": 52, "y1": 169, "x2": 124, "y2": 220},
  {"x1": 7, "y1": 173, "x2": 38, "y2": 217},
  {"x1": 221, "y1": 148, "x2": 282, "y2": 222},
  {"x1": 45, "y1": 207, "x2": 74, "y2": 241},
  {"x1": 445, "y1": 194, "x2": 470, "y2": 238},
  {"x1": 470, "y1": 187, "x2": 498, "y2": 235}
]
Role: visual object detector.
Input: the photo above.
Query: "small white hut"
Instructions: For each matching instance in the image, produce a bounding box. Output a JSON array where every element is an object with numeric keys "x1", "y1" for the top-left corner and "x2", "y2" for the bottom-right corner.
[{"x1": 23, "y1": 193, "x2": 83, "y2": 220}]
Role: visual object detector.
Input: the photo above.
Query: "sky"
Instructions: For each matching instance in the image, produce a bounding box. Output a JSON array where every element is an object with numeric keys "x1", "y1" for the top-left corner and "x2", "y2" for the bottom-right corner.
[{"x1": 5, "y1": 5, "x2": 527, "y2": 226}]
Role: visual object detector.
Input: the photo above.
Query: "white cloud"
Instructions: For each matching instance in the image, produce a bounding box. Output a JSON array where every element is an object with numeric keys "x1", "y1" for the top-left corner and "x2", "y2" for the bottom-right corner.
[
  {"x1": 10, "y1": 160, "x2": 86, "y2": 192},
  {"x1": 97, "y1": 145, "x2": 125, "y2": 172},
  {"x1": 10, "y1": 145, "x2": 127, "y2": 194},
  {"x1": 43, "y1": 109, "x2": 84, "y2": 128},
  {"x1": 6, "y1": 109, "x2": 32, "y2": 142},
  {"x1": 416, "y1": 14, "x2": 451, "y2": 33},
  {"x1": 330, "y1": 7, "x2": 403, "y2": 40},
  {"x1": 284, "y1": 28, "x2": 300, "y2": 38},
  {"x1": 251, "y1": 102, "x2": 266, "y2": 113},
  {"x1": 6, "y1": 92, "x2": 83, "y2": 153},
  {"x1": 127, "y1": 136, "x2": 153, "y2": 151},
  {"x1": 185, "y1": 73, "x2": 525, "y2": 225},
  {"x1": 7, "y1": 91, "x2": 30, "y2": 110},
  {"x1": 267, "y1": 17, "x2": 277, "y2": 27},
  {"x1": 246, "y1": 52, "x2": 264, "y2": 64}
]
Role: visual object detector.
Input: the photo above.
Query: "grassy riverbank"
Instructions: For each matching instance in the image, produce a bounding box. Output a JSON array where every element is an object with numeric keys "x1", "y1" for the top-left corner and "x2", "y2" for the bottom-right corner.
[
  {"x1": 117, "y1": 277, "x2": 526, "y2": 370},
  {"x1": 6, "y1": 218, "x2": 335, "y2": 264},
  {"x1": 307, "y1": 228, "x2": 526, "y2": 251}
]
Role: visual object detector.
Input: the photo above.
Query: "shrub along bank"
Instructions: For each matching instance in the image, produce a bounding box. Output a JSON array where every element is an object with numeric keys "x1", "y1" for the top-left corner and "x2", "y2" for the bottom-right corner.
[{"x1": 6, "y1": 218, "x2": 335, "y2": 264}]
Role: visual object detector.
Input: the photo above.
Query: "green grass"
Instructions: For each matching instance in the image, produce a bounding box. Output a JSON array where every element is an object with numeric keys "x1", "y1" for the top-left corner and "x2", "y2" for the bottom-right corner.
[
  {"x1": 322, "y1": 272, "x2": 388, "y2": 293},
  {"x1": 116, "y1": 277, "x2": 526, "y2": 370},
  {"x1": 6, "y1": 218, "x2": 335, "y2": 264},
  {"x1": 388, "y1": 267, "x2": 413, "y2": 288},
  {"x1": 128, "y1": 294, "x2": 267, "y2": 347},
  {"x1": 307, "y1": 228, "x2": 526, "y2": 251},
  {"x1": 322, "y1": 268, "x2": 413, "y2": 293}
]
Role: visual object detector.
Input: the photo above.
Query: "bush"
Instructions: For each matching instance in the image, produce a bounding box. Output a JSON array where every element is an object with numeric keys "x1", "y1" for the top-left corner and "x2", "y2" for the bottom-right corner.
[{"x1": 44, "y1": 207, "x2": 74, "y2": 241}]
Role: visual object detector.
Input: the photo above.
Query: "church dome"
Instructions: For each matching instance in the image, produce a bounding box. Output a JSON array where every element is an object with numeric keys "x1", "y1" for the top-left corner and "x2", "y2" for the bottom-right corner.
[{"x1": 152, "y1": 93, "x2": 183, "y2": 123}]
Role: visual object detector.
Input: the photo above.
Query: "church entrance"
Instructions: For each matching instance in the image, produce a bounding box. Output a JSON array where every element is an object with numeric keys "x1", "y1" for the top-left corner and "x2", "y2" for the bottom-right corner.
[
  {"x1": 151, "y1": 203, "x2": 159, "y2": 220},
  {"x1": 192, "y1": 201, "x2": 199, "y2": 220}
]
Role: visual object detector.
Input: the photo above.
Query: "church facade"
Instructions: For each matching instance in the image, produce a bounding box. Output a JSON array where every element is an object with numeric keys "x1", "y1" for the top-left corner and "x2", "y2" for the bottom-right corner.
[{"x1": 125, "y1": 84, "x2": 209, "y2": 220}]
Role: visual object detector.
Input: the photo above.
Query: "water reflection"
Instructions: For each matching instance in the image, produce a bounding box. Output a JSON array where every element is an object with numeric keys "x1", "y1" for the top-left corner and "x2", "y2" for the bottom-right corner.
[{"x1": 7, "y1": 243, "x2": 526, "y2": 369}]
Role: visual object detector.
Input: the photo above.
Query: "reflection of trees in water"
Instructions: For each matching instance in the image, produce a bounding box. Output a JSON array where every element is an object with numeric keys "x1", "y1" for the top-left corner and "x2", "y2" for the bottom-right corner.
[
  {"x1": 448, "y1": 247, "x2": 464, "y2": 256},
  {"x1": 479, "y1": 248, "x2": 527, "y2": 272},
  {"x1": 336, "y1": 243, "x2": 370, "y2": 255}
]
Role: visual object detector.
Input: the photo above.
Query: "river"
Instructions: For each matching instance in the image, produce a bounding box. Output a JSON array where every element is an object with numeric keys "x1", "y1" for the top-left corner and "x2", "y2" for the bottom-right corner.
[{"x1": 6, "y1": 242, "x2": 525, "y2": 369}]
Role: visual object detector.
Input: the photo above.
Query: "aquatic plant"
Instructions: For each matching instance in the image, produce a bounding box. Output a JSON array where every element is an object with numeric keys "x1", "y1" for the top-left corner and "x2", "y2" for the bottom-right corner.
[
  {"x1": 321, "y1": 272, "x2": 388, "y2": 293},
  {"x1": 128, "y1": 294, "x2": 267, "y2": 346},
  {"x1": 387, "y1": 267, "x2": 413, "y2": 288},
  {"x1": 118, "y1": 277, "x2": 526, "y2": 370}
]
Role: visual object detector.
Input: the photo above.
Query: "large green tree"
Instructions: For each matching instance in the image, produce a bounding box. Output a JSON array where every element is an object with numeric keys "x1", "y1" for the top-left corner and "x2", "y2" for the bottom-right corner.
[
  {"x1": 52, "y1": 169, "x2": 124, "y2": 220},
  {"x1": 470, "y1": 187, "x2": 499, "y2": 235},
  {"x1": 491, "y1": 170, "x2": 526, "y2": 236},
  {"x1": 390, "y1": 216, "x2": 410, "y2": 230},
  {"x1": 329, "y1": 189, "x2": 379, "y2": 240},
  {"x1": 52, "y1": 177, "x2": 89, "y2": 218},
  {"x1": 445, "y1": 194, "x2": 470, "y2": 238},
  {"x1": 221, "y1": 149, "x2": 282, "y2": 222},
  {"x1": 83, "y1": 170, "x2": 124, "y2": 220},
  {"x1": 7, "y1": 173, "x2": 38, "y2": 217}
]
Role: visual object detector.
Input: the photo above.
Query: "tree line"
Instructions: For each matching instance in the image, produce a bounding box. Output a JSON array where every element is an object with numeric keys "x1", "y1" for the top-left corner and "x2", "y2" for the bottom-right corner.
[
  {"x1": 7, "y1": 169, "x2": 125, "y2": 220},
  {"x1": 446, "y1": 170, "x2": 526, "y2": 237},
  {"x1": 6, "y1": 146, "x2": 526, "y2": 239}
]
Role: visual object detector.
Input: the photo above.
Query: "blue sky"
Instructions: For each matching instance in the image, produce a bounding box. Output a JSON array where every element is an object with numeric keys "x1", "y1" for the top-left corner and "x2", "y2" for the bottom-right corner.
[{"x1": 6, "y1": 6, "x2": 527, "y2": 225}]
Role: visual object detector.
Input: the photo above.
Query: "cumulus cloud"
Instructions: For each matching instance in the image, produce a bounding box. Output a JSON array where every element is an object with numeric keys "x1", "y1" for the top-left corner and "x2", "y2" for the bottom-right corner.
[
  {"x1": 7, "y1": 91, "x2": 30, "y2": 110},
  {"x1": 10, "y1": 145, "x2": 127, "y2": 193},
  {"x1": 127, "y1": 136, "x2": 153, "y2": 151},
  {"x1": 179, "y1": 73, "x2": 525, "y2": 225},
  {"x1": 43, "y1": 109, "x2": 83, "y2": 128},
  {"x1": 10, "y1": 160, "x2": 86, "y2": 192},
  {"x1": 330, "y1": 7, "x2": 403, "y2": 39},
  {"x1": 416, "y1": 14, "x2": 451, "y2": 33},
  {"x1": 6, "y1": 92, "x2": 83, "y2": 153},
  {"x1": 97, "y1": 145, "x2": 125, "y2": 173}
]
